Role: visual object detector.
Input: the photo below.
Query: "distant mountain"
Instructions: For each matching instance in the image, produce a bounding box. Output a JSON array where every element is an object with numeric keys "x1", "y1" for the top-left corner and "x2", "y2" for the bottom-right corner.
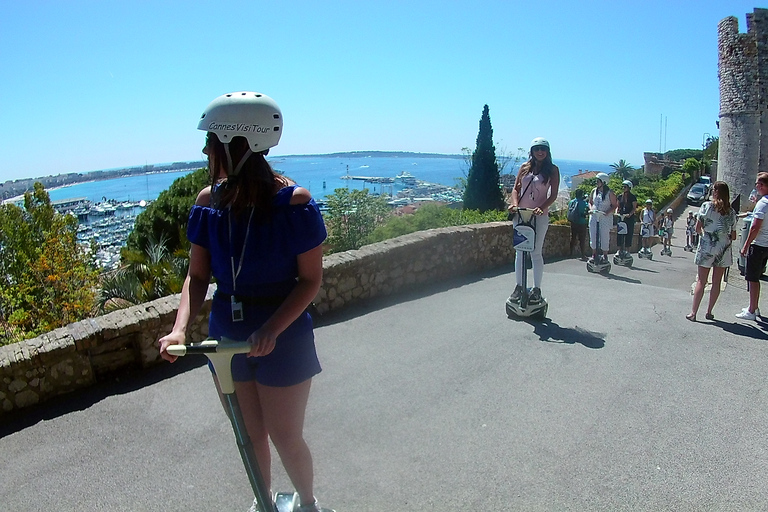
[{"x1": 278, "y1": 151, "x2": 464, "y2": 159}]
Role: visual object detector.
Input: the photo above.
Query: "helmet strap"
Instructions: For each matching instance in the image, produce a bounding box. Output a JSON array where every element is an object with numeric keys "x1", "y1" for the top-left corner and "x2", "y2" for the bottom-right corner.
[
  {"x1": 232, "y1": 148, "x2": 254, "y2": 177},
  {"x1": 223, "y1": 143, "x2": 234, "y2": 176}
]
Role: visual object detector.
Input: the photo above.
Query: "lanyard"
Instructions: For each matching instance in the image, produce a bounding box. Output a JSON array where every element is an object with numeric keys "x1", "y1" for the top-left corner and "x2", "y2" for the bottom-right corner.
[{"x1": 228, "y1": 207, "x2": 255, "y2": 293}]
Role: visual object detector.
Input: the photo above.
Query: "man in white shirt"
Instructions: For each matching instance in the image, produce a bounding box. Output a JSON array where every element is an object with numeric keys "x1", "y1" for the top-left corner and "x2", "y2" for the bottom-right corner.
[{"x1": 737, "y1": 172, "x2": 768, "y2": 320}]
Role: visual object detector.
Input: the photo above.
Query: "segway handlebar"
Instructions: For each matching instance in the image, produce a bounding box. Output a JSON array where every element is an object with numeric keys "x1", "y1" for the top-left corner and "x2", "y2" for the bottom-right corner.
[{"x1": 166, "y1": 338, "x2": 250, "y2": 357}]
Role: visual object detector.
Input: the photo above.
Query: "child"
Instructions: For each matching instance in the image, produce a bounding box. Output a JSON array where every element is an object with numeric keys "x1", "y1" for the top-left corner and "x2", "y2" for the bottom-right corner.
[
  {"x1": 685, "y1": 210, "x2": 697, "y2": 251},
  {"x1": 640, "y1": 199, "x2": 655, "y2": 256},
  {"x1": 658, "y1": 208, "x2": 674, "y2": 256}
]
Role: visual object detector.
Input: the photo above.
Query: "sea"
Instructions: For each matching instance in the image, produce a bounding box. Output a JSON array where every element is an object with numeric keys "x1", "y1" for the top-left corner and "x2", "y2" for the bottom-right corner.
[
  {"x1": 45, "y1": 154, "x2": 613, "y2": 204},
  {"x1": 37, "y1": 153, "x2": 611, "y2": 270}
]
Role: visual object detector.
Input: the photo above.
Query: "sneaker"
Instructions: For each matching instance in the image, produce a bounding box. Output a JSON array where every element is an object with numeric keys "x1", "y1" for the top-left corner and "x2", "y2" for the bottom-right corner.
[
  {"x1": 297, "y1": 502, "x2": 335, "y2": 512},
  {"x1": 736, "y1": 308, "x2": 757, "y2": 320},
  {"x1": 509, "y1": 285, "x2": 523, "y2": 302},
  {"x1": 529, "y1": 287, "x2": 542, "y2": 303}
]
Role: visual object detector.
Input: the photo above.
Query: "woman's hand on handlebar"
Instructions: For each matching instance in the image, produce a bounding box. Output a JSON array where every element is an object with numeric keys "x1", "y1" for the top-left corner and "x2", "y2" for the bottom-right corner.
[
  {"x1": 247, "y1": 326, "x2": 278, "y2": 358},
  {"x1": 532, "y1": 207, "x2": 543, "y2": 216},
  {"x1": 508, "y1": 204, "x2": 518, "y2": 213},
  {"x1": 158, "y1": 331, "x2": 185, "y2": 363}
]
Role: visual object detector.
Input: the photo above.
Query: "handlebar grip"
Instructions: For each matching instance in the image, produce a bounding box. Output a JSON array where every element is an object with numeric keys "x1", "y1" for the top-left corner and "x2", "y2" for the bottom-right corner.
[{"x1": 166, "y1": 345, "x2": 188, "y2": 356}]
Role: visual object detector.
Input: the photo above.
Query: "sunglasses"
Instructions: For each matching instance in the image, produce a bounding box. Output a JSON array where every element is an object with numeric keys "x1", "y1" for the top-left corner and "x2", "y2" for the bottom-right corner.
[{"x1": 532, "y1": 146, "x2": 548, "y2": 152}]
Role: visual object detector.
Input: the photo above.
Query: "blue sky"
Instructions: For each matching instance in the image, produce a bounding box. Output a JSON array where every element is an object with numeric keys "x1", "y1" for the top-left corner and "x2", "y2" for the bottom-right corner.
[{"x1": 0, "y1": 1, "x2": 760, "y2": 182}]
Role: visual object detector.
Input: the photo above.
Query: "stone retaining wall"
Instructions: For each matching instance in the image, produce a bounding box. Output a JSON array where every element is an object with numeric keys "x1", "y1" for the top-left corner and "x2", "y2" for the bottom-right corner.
[{"x1": 0, "y1": 219, "x2": 650, "y2": 417}]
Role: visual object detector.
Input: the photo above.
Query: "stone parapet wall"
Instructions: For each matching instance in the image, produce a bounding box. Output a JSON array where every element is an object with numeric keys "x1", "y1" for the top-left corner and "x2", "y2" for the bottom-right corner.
[
  {"x1": 1, "y1": 222, "x2": 578, "y2": 417},
  {"x1": 0, "y1": 289, "x2": 213, "y2": 415}
]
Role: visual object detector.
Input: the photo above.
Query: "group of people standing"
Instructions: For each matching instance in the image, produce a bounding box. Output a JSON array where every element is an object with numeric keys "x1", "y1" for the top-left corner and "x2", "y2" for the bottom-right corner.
[{"x1": 567, "y1": 174, "x2": 645, "y2": 262}]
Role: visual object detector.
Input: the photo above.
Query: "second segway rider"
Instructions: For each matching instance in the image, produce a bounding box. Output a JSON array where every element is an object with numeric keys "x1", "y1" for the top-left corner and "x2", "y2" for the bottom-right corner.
[
  {"x1": 588, "y1": 173, "x2": 618, "y2": 264},
  {"x1": 616, "y1": 179, "x2": 637, "y2": 262},
  {"x1": 639, "y1": 198, "x2": 655, "y2": 258},
  {"x1": 508, "y1": 137, "x2": 560, "y2": 304}
]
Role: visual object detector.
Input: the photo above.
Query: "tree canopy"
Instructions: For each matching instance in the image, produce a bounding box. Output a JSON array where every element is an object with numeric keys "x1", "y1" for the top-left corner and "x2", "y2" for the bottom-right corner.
[
  {"x1": 126, "y1": 167, "x2": 209, "y2": 255},
  {"x1": 463, "y1": 105, "x2": 504, "y2": 212},
  {"x1": 0, "y1": 183, "x2": 99, "y2": 343},
  {"x1": 324, "y1": 188, "x2": 390, "y2": 253}
]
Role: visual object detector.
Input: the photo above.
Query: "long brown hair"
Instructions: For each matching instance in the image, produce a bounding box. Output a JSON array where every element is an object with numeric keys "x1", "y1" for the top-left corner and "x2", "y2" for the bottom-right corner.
[
  {"x1": 206, "y1": 132, "x2": 288, "y2": 219},
  {"x1": 711, "y1": 181, "x2": 731, "y2": 216},
  {"x1": 517, "y1": 149, "x2": 554, "y2": 189}
]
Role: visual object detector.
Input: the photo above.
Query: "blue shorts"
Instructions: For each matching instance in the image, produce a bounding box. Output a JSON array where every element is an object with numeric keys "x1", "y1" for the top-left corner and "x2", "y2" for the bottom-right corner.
[{"x1": 208, "y1": 296, "x2": 321, "y2": 387}]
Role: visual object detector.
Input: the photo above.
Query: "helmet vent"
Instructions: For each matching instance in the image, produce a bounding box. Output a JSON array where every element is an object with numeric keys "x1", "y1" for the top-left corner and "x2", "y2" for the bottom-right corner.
[
  {"x1": 273, "y1": 127, "x2": 280, "y2": 132},
  {"x1": 273, "y1": 114, "x2": 280, "y2": 119}
]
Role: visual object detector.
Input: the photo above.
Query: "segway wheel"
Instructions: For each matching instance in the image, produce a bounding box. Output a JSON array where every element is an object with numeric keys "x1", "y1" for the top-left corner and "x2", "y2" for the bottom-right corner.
[
  {"x1": 601, "y1": 264, "x2": 611, "y2": 275},
  {"x1": 647, "y1": 252, "x2": 653, "y2": 260},
  {"x1": 536, "y1": 304, "x2": 548, "y2": 320},
  {"x1": 613, "y1": 256, "x2": 620, "y2": 265},
  {"x1": 505, "y1": 302, "x2": 514, "y2": 319}
]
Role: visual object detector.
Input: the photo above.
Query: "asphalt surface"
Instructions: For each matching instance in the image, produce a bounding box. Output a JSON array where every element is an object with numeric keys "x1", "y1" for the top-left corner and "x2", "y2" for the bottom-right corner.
[{"x1": 3, "y1": 205, "x2": 768, "y2": 511}]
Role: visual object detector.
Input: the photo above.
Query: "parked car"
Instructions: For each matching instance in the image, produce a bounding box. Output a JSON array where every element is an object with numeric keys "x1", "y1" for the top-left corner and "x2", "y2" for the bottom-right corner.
[{"x1": 687, "y1": 183, "x2": 709, "y2": 205}]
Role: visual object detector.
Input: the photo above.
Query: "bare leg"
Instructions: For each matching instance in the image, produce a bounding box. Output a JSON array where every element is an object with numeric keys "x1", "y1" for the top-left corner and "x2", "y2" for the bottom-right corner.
[
  {"x1": 706, "y1": 267, "x2": 725, "y2": 316},
  {"x1": 691, "y1": 265, "x2": 710, "y2": 318},
  {"x1": 749, "y1": 280, "x2": 761, "y2": 314},
  {"x1": 258, "y1": 379, "x2": 315, "y2": 506}
]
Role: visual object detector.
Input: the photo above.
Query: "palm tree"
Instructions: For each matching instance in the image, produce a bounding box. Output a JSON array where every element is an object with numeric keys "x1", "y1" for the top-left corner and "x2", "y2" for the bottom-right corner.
[
  {"x1": 96, "y1": 234, "x2": 189, "y2": 313},
  {"x1": 610, "y1": 159, "x2": 636, "y2": 180}
]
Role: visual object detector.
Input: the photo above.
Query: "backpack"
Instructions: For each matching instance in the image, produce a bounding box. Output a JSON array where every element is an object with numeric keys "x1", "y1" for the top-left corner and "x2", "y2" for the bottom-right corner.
[{"x1": 567, "y1": 198, "x2": 580, "y2": 223}]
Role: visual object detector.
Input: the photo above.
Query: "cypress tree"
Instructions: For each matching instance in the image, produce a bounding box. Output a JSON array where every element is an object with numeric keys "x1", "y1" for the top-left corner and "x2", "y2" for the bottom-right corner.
[{"x1": 463, "y1": 105, "x2": 504, "y2": 212}]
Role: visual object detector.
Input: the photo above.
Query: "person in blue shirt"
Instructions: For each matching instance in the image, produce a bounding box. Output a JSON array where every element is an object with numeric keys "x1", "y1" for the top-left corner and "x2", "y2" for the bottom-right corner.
[
  {"x1": 159, "y1": 92, "x2": 333, "y2": 512},
  {"x1": 568, "y1": 189, "x2": 589, "y2": 260}
]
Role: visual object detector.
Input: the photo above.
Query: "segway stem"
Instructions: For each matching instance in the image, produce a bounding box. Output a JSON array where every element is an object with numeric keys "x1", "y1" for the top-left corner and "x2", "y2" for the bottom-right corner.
[{"x1": 167, "y1": 338, "x2": 278, "y2": 512}]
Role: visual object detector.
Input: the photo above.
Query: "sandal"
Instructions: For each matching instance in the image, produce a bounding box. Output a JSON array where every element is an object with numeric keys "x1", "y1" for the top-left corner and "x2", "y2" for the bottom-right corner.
[
  {"x1": 705, "y1": 313, "x2": 714, "y2": 321},
  {"x1": 685, "y1": 313, "x2": 696, "y2": 322}
]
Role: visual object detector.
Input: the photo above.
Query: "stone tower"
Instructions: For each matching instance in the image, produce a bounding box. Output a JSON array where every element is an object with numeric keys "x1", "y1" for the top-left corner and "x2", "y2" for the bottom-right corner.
[{"x1": 718, "y1": 8, "x2": 768, "y2": 209}]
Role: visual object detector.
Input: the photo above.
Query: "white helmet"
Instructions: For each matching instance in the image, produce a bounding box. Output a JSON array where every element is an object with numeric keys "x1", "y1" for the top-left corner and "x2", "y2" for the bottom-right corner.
[
  {"x1": 530, "y1": 137, "x2": 550, "y2": 150},
  {"x1": 645, "y1": 198, "x2": 653, "y2": 204},
  {"x1": 596, "y1": 172, "x2": 610, "y2": 184},
  {"x1": 622, "y1": 180, "x2": 633, "y2": 189},
  {"x1": 198, "y1": 91, "x2": 283, "y2": 152},
  {"x1": 667, "y1": 208, "x2": 673, "y2": 213}
]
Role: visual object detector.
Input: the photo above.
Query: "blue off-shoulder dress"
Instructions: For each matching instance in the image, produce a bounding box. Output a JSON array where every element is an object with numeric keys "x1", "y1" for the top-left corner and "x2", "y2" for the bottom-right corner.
[{"x1": 187, "y1": 185, "x2": 327, "y2": 386}]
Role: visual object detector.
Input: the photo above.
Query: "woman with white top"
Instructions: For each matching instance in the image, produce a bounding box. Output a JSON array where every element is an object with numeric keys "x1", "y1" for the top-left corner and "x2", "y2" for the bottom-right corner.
[{"x1": 588, "y1": 173, "x2": 618, "y2": 263}]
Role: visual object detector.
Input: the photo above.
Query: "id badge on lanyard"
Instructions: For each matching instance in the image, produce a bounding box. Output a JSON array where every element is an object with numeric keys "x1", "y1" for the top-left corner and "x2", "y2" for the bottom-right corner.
[{"x1": 231, "y1": 295, "x2": 244, "y2": 323}]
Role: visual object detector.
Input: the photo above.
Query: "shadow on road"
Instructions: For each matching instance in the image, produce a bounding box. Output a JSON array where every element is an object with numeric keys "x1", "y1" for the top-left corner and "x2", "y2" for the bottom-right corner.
[
  {"x1": 604, "y1": 273, "x2": 642, "y2": 284},
  {"x1": 0, "y1": 356, "x2": 207, "y2": 437},
  {"x1": 523, "y1": 318, "x2": 606, "y2": 349},
  {"x1": 626, "y1": 266, "x2": 658, "y2": 274},
  {"x1": 711, "y1": 318, "x2": 768, "y2": 341}
]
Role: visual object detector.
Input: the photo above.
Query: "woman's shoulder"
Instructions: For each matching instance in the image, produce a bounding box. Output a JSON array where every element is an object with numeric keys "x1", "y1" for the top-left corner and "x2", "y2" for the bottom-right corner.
[{"x1": 195, "y1": 186, "x2": 213, "y2": 206}]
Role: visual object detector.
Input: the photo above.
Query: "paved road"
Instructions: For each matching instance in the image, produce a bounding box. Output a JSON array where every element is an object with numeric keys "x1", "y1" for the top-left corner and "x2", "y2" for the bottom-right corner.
[{"x1": 3, "y1": 206, "x2": 768, "y2": 511}]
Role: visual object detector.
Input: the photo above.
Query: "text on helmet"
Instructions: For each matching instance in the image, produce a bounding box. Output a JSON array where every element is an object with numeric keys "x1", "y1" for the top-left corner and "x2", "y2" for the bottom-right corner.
[{"x1": 207, "y1": 122, "x2": 274, "y2": 133}]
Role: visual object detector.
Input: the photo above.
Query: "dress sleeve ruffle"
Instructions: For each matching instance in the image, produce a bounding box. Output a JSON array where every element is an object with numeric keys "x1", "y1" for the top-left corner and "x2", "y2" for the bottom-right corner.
[
  {"x1": 187, "y1": 205, "x2": 215, "y2": 249},
  {"x1": 282, "y1": 200, "x2": 327, "y2": 255}
]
